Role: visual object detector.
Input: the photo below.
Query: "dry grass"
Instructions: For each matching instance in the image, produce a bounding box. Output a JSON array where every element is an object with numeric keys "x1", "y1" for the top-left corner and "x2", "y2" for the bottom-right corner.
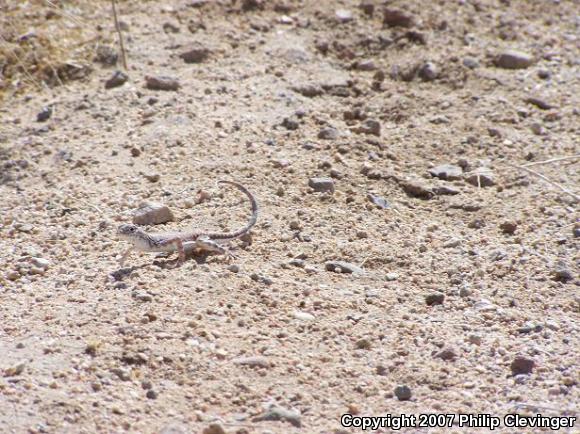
[{"x1": 0, "y1": 0, "x2": 118, "y2": 101}]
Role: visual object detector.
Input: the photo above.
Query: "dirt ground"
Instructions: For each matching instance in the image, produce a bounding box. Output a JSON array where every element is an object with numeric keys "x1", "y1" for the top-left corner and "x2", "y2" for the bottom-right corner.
[{"x1": 1, "y1": 0, "x2": 578, "y2": 433}]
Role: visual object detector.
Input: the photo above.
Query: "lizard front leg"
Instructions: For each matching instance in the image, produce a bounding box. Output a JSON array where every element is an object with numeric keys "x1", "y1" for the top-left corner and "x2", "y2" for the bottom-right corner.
[
  {"x1": 157, "y1": 237, "x2": 186, "y2": 265},
  {"x1": 119, "y1": 247, "x2": 133, "y2": 266}
]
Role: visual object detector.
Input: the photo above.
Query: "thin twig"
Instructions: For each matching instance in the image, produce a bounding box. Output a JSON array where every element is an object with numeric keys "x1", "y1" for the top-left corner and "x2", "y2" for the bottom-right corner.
[
  {"x1": 111, "y1": 0, "x2": 128, "y2": 71},
  {"x1": 507, "y1": 163, "x2": 579, "y2": 203},
  {"x1": 523, "y1": 154, "x2": 580, "y2": 167}
]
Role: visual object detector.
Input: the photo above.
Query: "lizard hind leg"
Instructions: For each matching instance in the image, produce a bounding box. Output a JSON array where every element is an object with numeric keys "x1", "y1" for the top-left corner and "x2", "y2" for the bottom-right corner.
[{"x1": 194, "y1": 237, "x2": 237, "y2": 260}]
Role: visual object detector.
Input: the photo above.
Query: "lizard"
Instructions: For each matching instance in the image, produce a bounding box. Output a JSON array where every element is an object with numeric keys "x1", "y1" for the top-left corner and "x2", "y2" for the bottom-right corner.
[{"x1": 117, "y1": 180, "x2": 258, "y2": 266}]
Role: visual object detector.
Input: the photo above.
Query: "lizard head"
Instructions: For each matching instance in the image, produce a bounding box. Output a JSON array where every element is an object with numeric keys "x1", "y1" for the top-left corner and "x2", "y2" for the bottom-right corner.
[{"x1": 117, "y1": 224, "x2": 146, "y2": 243}]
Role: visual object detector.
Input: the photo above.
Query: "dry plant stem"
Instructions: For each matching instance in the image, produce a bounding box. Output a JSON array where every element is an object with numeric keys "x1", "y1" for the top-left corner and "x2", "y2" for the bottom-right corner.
[
  {"x1": 111, "y1": 0, "x2": 128, "y2": 71},
  {"x1": 508, "y1": 163, "x2": 579, "y2": 203},
  {"x1": 523, "y1": 154, "x2": 580, "y2": 167}
]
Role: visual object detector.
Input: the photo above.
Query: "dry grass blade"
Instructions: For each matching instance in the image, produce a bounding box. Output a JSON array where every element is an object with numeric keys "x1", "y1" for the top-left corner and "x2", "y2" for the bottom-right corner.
[
  {"x1": 111, "y1": 0, "x2": 128, "y2": 71},
  {"x1": 42, "y1": 0, "x2": 89, "y2": 28},
  {"x1": 523, "y1": 154, "x2": 580, "y2": 167},
  {"x1": 506, "y1": 163, "x2": 579, "y2": 203}
]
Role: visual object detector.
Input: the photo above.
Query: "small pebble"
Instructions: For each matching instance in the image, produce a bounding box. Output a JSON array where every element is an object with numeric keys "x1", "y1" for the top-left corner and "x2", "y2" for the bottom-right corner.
[
  {"x1": 495, "y1": 50, "x2": 534, "y2": 69},
  {"x1": 309, "y1": 177, "x2": 335, "y2": 193},
  {"x1": 425, "y1": 292, "x2": 445, "y2": 306},
  {"x1": 511, "y1": 355, "x2": 535, "y2": 375},
  {"x1": 105, "y1": 70, "x2": 129, "y2": 89},
  {"x1": 145, "y1": 75, "x2": 180, "y2": 91},
  {"x1": 394, "y1": 385, "x2": 412, "y2": 401},
  {"x1": 132, "y1": 202, "x2": 174, "y2": 225}
]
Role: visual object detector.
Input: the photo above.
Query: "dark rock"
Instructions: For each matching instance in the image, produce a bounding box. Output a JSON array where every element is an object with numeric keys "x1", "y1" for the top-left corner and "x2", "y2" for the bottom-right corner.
[
  {"x1": 325, "y1": 261, "x2": 364, "y2": 274},
  {"x1": 383, "y1": 8, "x2": 414, "y2": 27},
  {"x1": 394, "y1": 385, "x2": 412, "y2": 401},
  {"x1": 429, "y1": 164, "x2": 463, "y2": 180},
  {"x1": 511, "y1": 355, "x2": 535, "y2": 375},
  {"x1": 463, "y1": 57, "x2": 479, "y2": 69},
  {"x1": 435, "y1": 347, "x2": 458, "y2": 361},
  {"x1": 525, "y1": 97, "x2": 554, "y2": 110},
  {"x1": 553, "y1": 267, "x2": 573, "y2": 283},
  {"x1": 309, "y1": 177, "x2": 335, "y2": 193},
  {"x1": 202, "y1": 424, "x2": 226, "y2": 434},
  {"x1": 425, "y1": 292, "x2": 445, "y2": 306},
  {"x1": 318, "y1": 127, "x2": 339, "y2": 140},
  {"x1": 499, "y1": 221, "x2": 517, "y2": 235},
  {"x1": 179, "y1": 47, "x2": 210, "y2": 63},
  {"x1": 233, "y1": 356, "x2": 270, "y2": 368},
  {"x1": 105, "y1": 70, "x2": 129, "y2": 89},
  {"x1": 495, "y1": 50, "x2": 534, "y2": 69},
  {"x1": 145, "y1": 75, "x2": 180, "y2": 91},
  {"x1": 359, "y1": 0, "x2": 375, "y2": 16},
  {"x1": 465, "y1": 168, "x2": 495, "y2": 187},
  {"x1": 356, "y1": 119, "x2": 381, "y2": 136},
  {"x1": 36, "y1": 106, "x2": 52, "y2": 122},
  {"x1": 434, "y1": 185, "x2": 460, "y2": 195},
  {"x1": 281, "y1": 117, "x2": 299, "y2": 130}
]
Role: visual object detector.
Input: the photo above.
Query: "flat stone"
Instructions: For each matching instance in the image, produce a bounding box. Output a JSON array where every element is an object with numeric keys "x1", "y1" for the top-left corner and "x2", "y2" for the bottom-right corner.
[
  {"x1": 435, "y1": 346, "x2": 458, "y2": 361},
  {"x1": 145, "y1": 75, "x2": 180, "y2": 91},
  {"x1": 232, "y1": 356, "x2": 270, "y2": 368},
  {"x1": 132, "y1": 202, "x2": 175, "y2": 225},
  {"x1": 179, "y1": 47, "x2": 211, "y2": 63},
  {"x1": 429, "y1": 164, "x2": 463, "y2": 180},
  {"x1": 105, "y1": 70, "x2": 129, "y2": 89},
  {"x1": 465, "y1": 168, "x2": 495, "y2": 187},
  {"x1": 202, "y1": 424, "x2": 226, "y2": 434},
  {"x1": 383, "y1": 8, "x2": 414, "y2": 27},
  {"x1": 325, "y1": 261, "x2": 364, "y2": 274},
  {"x1": 309, "y1": 177, "x2": 335, "y2": 193},
  {"x1": 293, "y1": 311, "x2": 315, "y2": 321},
  {"x1": 495, "y1": 50, "x2": 534, "y2": 69},
  {"x1": 401, "y1": 179, "x2": 434, "y2": 199},
  {"x1": 253, "y1": 405, "x2": 301, "y2": 428},
  {"x1": 291, "y1": 84, "x2": 324, "y2": 97}
]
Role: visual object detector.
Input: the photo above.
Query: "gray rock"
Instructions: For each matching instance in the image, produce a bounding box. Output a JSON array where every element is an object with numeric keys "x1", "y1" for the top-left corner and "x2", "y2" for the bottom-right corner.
[
  {"x1": 495, "y1": 50, "x2": 534, "y2": 69},
  {"x1": 465, "y1": 168, "x2": 495, "y2": 187},
  {"x1": 325, "y1": 261, "x2": 364, "y2": 274},
  {"x1": 253, "y1": 405, "x2": 301, "y2": 427},
  {"x1": 394, "y1": 385, "x2": 412, "y2": 401},
  {"x1": 30, "y1": 257, "x2": 50, "y2": 269},
  {"x1": 419, "y1": 62, "x2": 438, "y2": 81},
  {"x1": 291, "y1": 84, "x2": 324, "y2": 97},
  {"x1": 134, "y1": 292, "x2": 153, "y2": 302},
  {"x1": 356, "y1": 119, "x2": 381, "y2": 136},
  {"x1": 434, "y1": 185, "x2": 460, "y2": 195},
  {"x1": 525, "y1": 97, "x2": 554, "y2": 110},
  {"x1": 367, "y1": 194, "x2": 390, "y2": 209},
  {"x1": 132, "y1": 202, "x2": 174, "y2": 225},
  {"x1": 511, "y1": 355, "x2": 535, "y2": 375},
  {"x1": 425, "y1": 292, "x2": 445, "y2": 306},
  {"x1": 105, "y1": 70, "x2": 129, "y2": 89},
  {"x1": 145, "y1": 75, "x2": 180, "y2": 91},
  {"x1": 429, "y1": 164, "x2": 463, "y2": 180},
  {"x1": 318, "y1": 127, "x2": 339, "y2": 140},
  {"x1": 462, "y1": 57, "x2": 479, "y2": 69},
  {"x1": 233, "y1": 356, "x2": 270, "y2": 368},
  {"x1": 309, "y1": 177, "x2": 335, "y2": 193},
  {"x1": 356, "y1": 59, "x2": 377, "y2": 71},
  {"x1": 401, "y1": 179, "x2": 434, "y2": 199}
]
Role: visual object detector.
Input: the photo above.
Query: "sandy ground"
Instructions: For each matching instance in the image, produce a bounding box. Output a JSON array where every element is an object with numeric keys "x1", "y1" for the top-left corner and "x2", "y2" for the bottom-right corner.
[{"x1": 0, "y1": 1, "x2": 578, "y2": 433}]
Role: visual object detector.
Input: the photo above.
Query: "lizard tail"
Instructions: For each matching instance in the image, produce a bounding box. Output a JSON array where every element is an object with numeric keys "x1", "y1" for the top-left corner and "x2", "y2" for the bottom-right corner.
[{"x1": 207, "y1": 180, "x2": 258, "y2": 240}]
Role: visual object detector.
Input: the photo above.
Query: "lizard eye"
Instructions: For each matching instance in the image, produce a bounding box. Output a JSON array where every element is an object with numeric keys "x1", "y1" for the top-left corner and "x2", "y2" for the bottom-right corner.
[{"x1": 130, "y1": 227, "x2": 136, "y2": 232}]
